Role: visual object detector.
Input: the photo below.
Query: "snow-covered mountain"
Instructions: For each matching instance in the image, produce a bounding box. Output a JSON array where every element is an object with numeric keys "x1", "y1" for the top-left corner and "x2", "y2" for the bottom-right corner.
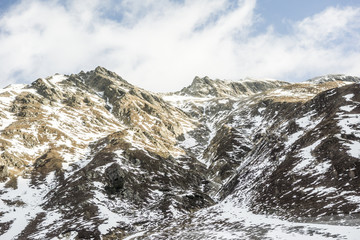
[{"x1": 0, "y1": 67, "x2": 359, "y2": 239}]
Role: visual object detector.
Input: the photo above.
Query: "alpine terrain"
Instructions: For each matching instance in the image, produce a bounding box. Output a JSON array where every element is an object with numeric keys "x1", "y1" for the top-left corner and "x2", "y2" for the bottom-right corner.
[{"x1": 0, "y1": 67, "x2": 359, "y2": 239}]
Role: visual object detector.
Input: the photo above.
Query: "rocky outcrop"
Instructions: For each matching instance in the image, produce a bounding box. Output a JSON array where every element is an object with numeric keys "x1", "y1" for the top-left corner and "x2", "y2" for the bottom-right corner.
[
  {"x1": 31, "y1": 78, "x2": 62, "y2": 101},
  {"x1": 0, "y1": 165, "x2": 8, "y2": 179},
  {"x1": 67, "y1": 66, "x2": 195, "y2": 158}
]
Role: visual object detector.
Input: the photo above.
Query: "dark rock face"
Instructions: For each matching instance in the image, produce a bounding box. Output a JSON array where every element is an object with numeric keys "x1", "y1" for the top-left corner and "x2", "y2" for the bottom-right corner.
[
  {"x1": 0, "y1": 165, "x2": 8, "y2": 179},
  {"x1": 33, "y1": 150, "x2": 64, "y2": 182},
  {"x1": 32, "y1": 78, "x2": 62, "y2": 101},
  {"x1": 0, "y1": 68, "x2": 359, "y2": 239},
  {"x1": 204, "y1": 124, "x2": 252, "y2": 182},
  {"x1": 217, "y1": 84, "x2": 360, "y2": 218},
  {"x1": 104, "y1": 164, "x2": 125, "y2": 194},
  {"x1": 10, "y1": 92, "x2": 43, "y2": 117}
]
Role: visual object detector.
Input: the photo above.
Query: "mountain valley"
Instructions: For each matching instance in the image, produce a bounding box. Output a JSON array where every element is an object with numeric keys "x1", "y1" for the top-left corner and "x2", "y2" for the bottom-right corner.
[{"x1": 0, "y1": 67, "x2": 359, "y2": 239}]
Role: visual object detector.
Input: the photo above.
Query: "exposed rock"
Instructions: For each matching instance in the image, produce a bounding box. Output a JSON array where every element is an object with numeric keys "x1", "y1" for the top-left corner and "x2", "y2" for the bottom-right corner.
[
  {"x1": 104, "y1": 163, "x2": 125, "y2": 194},
  {"x1": 307, "y1": 74, "x2": 360, "y2": 84},
  {"x1": 34, "y1": 149, "x2": 64, "y2": 177},
  {"x1": 0, "y1": 165, "x2": 8, "y2": 179},
  {"x1": 0, "y1": 67, "x2": 359, "y2": 239},
  {"x1": 10, "y1": 92, "x2": 43, "y2": 117},
  {"x1": 177, "y1": 76, "x2": 289, "y2": 97},
  {"x1": 63, "y1": 94, "x2": 82, "y2": 107},
  {"x1": 32, "y1": 78, "x2": 62, "y2": 101}
]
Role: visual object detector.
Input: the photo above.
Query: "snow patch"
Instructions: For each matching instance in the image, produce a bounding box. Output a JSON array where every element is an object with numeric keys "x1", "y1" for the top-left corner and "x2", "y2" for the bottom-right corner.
[
  {"x1": 345, "y1": 141, "x2": 360, "y2": 159},
  {"x1": 343, "y1": 94, "x2": 354, "y2": 101},
  {"x1": 48, "y1": 74, "x2": 68, "y2": 84},
  {"x1": 182, "y1": 199, "x2": 360, "y2": 240},
  {"x1": 180, "y1": 133, "x2": 197, "y2": 148},
  {"x1": 258, "y1": 107, "x2": 265, "y2": 114},
  {"x1": 92, "y1": 184, "x2": 132, "y2": 235},
  {"x1": 340, "y1": 105, "x2": 357, "y2": 112},
  {"x1": 218, "y1": 99, "x2": 229, "y2": 104},
  {"x1": 0, "y1": 174, "x2": 56, "y2": 240},
  {"x1": 293, "y1": 138, "x2": 331, "y2": 175}
]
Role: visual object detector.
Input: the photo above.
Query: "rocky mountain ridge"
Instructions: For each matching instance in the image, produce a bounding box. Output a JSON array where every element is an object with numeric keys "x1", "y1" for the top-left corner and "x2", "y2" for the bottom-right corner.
[
  {"x1": 174, "y1": 76, "x2": 289, "y2": 98},
  {"x1": 0, "y1": 67, "x2": 359, "y2": 239}
]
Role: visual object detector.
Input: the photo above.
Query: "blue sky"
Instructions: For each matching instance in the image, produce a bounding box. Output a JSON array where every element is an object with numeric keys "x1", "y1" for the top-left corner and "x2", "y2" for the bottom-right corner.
[
  {"x1": 0, "y1": 0, "x2": 360, "y2": 92},
  {"x1": 256, "y1": 0, "x2": 360, "y2": 33}
]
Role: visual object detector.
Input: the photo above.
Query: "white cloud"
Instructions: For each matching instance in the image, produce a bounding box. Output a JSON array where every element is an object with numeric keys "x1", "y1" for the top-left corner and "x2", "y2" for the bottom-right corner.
[{"x1": 0, "y1": 0, "x2": 360, "y2": 92}]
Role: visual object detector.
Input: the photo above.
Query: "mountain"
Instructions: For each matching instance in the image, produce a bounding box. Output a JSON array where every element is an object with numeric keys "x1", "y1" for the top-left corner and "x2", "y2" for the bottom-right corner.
[
  {"x1": 0, "y1": 67, "x2": 359, "y2": 239},
  {"x1": 174, "y1": 76, "x2": 289, "y2": 97}
]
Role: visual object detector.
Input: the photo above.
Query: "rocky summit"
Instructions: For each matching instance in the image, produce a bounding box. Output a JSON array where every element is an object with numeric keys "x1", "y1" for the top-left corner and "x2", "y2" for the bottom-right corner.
[{"x1": 0, "y1": 67, "x2": 360, "y2": 239}]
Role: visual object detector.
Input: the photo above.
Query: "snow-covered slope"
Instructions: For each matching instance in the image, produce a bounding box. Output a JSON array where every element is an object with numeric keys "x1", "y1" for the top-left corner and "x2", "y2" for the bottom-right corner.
[
  {"x1": 0, "y1": 69, "x2": 359, "y2": 239},
  {"x1": 306, "y1": 74, "x2": 360, "y2": 84}
]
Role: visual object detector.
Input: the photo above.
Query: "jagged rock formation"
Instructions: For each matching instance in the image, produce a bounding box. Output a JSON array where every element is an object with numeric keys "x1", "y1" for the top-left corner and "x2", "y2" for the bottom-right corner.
[
  {"x1": 0, "y1": 67, "x2": 359, "y2": 239},
  {"x1": 176, "y1": 76, "x2": 289, "y2": 97}
]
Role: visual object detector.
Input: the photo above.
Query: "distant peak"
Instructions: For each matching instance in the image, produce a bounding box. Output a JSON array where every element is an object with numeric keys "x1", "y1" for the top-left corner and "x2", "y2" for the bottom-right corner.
[
  {"x1": 306, "y1": 74, "x2": 360, "y2": 84},
  {"x1": 191, "y1": 76, "x2": 211, "y2": 84},
  {"x1": 177, "y1": 76, "x2": 288, "y2": 98},
  {"x1": 95, "y1": 66, "x2": 107, "y2": 73},
  {"x1": 94, "y1": 66, "x2": 117, "y2": 76}
]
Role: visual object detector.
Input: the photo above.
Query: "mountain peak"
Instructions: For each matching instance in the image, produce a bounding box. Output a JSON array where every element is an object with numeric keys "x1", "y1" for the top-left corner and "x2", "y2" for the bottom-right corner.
[
  {"x1": 95, "y1": 65, "x2": 108, "y2": 73},
  {"x1": 306, "y1": 74, "x2": 360, "y2": 84},
  {"x1": 1, "y1": 68, "x2": 360, "y2": 239},
  {"x1": 192, "y1": 75, "x2": 211, "y2": 83},
  {"x1": 177, "y1": 76, "x2": 289, "y2": 98},
  {"x1": 65, "y1": 66, "x2": 132, "y2": 95},
  {"x1": 94, "y1": 66, "x2": 118, "y2": 78}
]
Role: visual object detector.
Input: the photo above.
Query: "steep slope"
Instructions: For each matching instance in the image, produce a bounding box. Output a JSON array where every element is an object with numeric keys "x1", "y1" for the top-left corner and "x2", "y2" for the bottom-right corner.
[
  {"x1": 0, "y1": 67, "x2": 210, "y2": 239},
  {"x1": 0, "y1": 69, "x2": 359, "y2": 239},
  {"x1": 147, "y1": 76, "x2": 360, "y2": 239},
  {"x1": 217, "y1": 83, "x2": 360, "y2": 217}
]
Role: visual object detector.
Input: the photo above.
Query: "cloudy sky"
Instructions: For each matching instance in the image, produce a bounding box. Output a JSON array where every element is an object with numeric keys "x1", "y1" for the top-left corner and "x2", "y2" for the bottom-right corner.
[{"x1": 0, "y1": 0, "x2": 360, "y2": 92}]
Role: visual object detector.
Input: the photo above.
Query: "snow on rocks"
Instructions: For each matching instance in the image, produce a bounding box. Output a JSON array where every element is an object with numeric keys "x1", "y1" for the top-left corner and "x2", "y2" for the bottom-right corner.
[{"x1": 1, "y1": 69, "x2": 360, "y2": 239}]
